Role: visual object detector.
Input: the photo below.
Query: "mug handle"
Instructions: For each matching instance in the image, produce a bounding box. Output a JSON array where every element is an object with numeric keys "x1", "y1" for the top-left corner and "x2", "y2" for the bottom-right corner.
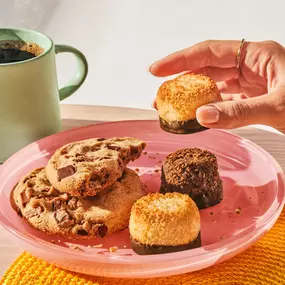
[{"x1": 55, "y1": 45, "x2": 88, "y2": 101}]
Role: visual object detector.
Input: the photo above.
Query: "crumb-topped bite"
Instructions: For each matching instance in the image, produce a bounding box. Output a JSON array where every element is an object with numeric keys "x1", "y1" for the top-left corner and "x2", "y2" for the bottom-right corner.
[
  {"x1": 156, "y1": 73, "x2": 222, "y2": 134},
  {"x1": 160, "y1": 148, "x2": 223, "y2": 209},
  {"x1": 46, "y1": 137, "x2": 146, "y2": 197},
  {"x1": 11, "y1": 167, "x2": 145, "y2": 239},
  {"x1": 129, "y1": 192, "x2": 201, "y2": 255}
]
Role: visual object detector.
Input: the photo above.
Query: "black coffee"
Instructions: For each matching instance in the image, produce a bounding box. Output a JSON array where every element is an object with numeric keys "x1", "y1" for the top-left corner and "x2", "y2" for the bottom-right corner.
[{"x1": 0, "y1": 40, "x2": 43, "y2": 64}]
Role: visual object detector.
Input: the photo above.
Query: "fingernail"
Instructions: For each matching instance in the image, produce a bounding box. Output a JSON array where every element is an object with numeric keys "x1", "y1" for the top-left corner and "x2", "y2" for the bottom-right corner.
[
  {"x1": 151, "y1": 100, "x2": 157, "y2": 110},
  {"x1": 196, "y1": 105, "x2": 220, "y2": 124},
  {"x1": 148, "y1": 64, "x2": 154, "y2": 72}
]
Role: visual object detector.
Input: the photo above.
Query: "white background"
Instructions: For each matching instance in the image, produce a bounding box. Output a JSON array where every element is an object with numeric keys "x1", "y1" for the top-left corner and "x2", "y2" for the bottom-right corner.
[{"x1": 1, "y1": 0, "x2": 285, "y2": 111}]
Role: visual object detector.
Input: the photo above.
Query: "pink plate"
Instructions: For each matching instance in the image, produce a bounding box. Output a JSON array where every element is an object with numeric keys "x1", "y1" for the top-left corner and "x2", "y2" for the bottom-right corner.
[{"x1": 0, "y1": 120, "x2": 284, "y2": 278}]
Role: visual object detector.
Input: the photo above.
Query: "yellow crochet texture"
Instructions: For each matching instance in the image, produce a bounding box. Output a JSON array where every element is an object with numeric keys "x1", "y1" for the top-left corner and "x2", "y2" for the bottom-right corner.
[{"x1": 1, "y1": 208, "x2": 284, "y2": 285}]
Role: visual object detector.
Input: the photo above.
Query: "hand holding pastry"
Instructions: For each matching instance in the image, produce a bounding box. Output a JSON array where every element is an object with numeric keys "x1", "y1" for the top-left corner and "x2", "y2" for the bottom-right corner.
[{"x1": 150, "y1": 40, "x2": 285, "y2": 133}]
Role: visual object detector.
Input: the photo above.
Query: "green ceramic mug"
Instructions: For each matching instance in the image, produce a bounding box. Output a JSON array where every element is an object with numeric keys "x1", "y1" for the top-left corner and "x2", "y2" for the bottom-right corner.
[{"x1": 0, "y1": 28, "x2": 88, "y2": 163}]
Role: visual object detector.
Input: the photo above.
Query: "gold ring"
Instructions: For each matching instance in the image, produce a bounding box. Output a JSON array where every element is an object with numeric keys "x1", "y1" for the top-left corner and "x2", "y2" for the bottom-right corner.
[{"x1": 236, "y1": 38, "x2": 245, "y2": 69}]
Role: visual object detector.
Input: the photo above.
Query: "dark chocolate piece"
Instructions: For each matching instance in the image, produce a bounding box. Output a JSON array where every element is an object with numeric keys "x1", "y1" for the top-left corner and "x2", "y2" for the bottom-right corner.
[
  {"x1": 97, "y1": 224, "x2": 108, "y2": 237},
  {"x1": 77, "y1": 229, "x2": 88, "y2": 236},
  {"x1": 131, "y1": 232, "x2": 201, "y2": 255},
  {"x1": 159, "y1": 117, "x2": 208, "y2": 134},
  {"x1": 160, "y1": 178, "x2": 223, "y2": 209},
  {"x1": 57, "y1": 165, "x2": 76, "y2": 181}
]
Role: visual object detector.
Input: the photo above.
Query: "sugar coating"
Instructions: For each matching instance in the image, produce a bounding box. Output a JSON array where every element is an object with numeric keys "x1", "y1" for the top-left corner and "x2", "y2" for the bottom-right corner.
[
  {"x1": 156, "y1": 73, "x2": 221, "y2": 121},
  {"x1": 129, "y1": 192, "x2": 200, "y2": 246}
]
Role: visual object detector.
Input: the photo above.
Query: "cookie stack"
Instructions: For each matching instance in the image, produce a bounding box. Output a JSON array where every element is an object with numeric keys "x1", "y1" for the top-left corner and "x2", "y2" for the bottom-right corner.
[{"x1": 11, "y1": 137, "x2": 146, "y2": 239}]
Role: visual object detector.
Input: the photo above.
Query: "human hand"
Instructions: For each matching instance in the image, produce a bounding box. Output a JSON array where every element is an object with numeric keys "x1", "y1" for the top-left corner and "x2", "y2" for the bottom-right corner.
[{"x1": 149, "y1": 40, "x2": 285, "y2": 133}]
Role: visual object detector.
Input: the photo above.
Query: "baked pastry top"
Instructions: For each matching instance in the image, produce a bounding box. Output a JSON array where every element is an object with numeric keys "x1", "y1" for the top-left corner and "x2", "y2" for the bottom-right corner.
[
  {"x1": 156, "y1": 73, "x2": 221, "y2": 122},
  {"x1": 129, "y1": 192, "x2": 200, "y2": 247}
]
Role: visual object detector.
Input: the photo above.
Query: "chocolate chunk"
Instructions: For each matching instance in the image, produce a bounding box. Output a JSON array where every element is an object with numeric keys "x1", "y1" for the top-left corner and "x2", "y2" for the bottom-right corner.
[
  {"x1": 52, "y1": 199, "x2": 62, "y2": 211},
  {"x1": 26, "y1": 206, "x2": 43, "y2": 218},
  {"x1": 131, "y1": 232, "x2": 201, "y2": 255},
  {"x1": 106, "y1": 145, "x2": 121, "y2": 151},
  {"x1": 23, "y1": 177, "x2": 30, "y2": 184},
  {"x1": 27, "y1": 181, "x2": 35, "y2": 187},
  {"x1": 130, "y1": 146, "x2": 139, "y2": 156},
  {"x1": 57, "y1": 165, "x2": 76, "y2": 181},
  {"x1": 25, "y1": 208, "x2": 38, "y2": 219},
  {"x1": 20, "y1": 190, "x2": 31, "y2": 207},
  {"x1": 30, "y1": 198, "x2": 40, "y2": 209},
  {"x1": 55, "y1": 210, "x2": 73, "y2": 228},
  {"x1": 77, "y1": 229, "x2": 88, "y2": 236},
  {"x1": 16, "y1": 206, "x2": 23, "y2": 217},
  {"x1": 97, "y1": 224, "x2": 108, "y2": 237},
  {"x1": 68, "y1": 197, "x2": 78, "y2": 210},
  {"x1": 97, "y1": 138, "x2": 106, "y2": 141},
  {"x1": 60, "y1": 147, "x2": 69, "y2": 155},
  {"x1": 159, "y1": 117, "x2": 208, "y2": 134}
]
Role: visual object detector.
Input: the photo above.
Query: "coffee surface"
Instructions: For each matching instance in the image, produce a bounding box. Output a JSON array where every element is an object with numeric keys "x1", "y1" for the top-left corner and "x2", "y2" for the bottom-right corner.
[{"x1": 0, "y1": 40, "x2": 43, "y2": 64}]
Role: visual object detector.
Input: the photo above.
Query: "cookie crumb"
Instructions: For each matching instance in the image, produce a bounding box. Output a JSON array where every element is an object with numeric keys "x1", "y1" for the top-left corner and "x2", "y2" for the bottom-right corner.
[
  {"x1": 124, "y1": 245, "x2": 127, "y2": 248},
  {"x1": 156, "y1": 152, "x2": 160, "y2": 155},
  {"x1": 143, "y1": 152, "x2": 147, "y2": 155},
  {"x1": 249, "y1": 197, "x2": 251, "y2": 200},
  {"x1": 109, "y1": 246, "x2": 118, "y2": 253},
  {"x1": 69, "y1": 244, "x2": 82, "y2": 251},
  {"x1": 158, "y1": 160, "x2": 162, "y2": 163},
  {"x1": 210, "y1": 212, "x2": 214, "y2": 215},
  {"x1": 93, "y1": 244, "x2": 103, "y2": 248},
  {"x1": 58, "y1": 240, "x2": 61, "y2": 243},
  {"x1": 220, "y1": 236, "x2": 224, "y2": 240},
  {"x1": 235, "y1": 207, "x2": 242, "y2": 214},
  {"x1": 51, "y1": 240, "x2": 55, "y2": 244},
  {"x1": 135, "y1": 168, "x2": 140, "y2": 172},
  {"x1": 87, "y1": 245, "x2": 92, "y2": 248},
  {"x1": 154, "y1": 169, "x2": 160, "y2": 173}
]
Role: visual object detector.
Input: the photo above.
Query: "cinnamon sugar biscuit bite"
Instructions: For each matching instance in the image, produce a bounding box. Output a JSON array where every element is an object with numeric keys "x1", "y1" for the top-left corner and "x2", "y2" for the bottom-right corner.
[
  {"x1": 156, "y1": 73, "x2": 222, "y2": 134},
  {"x1": 129, "y1": 192, "x2": 201, "y2": 255}
]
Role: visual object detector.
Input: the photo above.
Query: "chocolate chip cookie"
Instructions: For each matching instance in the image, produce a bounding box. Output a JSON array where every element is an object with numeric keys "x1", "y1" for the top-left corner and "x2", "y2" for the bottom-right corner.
[
  {"x1": 46, "y1": 137, "x2": 146, "y2": 196},
  {"x1": 11, "y1": 167, "x2": 145, "y2": 239}
]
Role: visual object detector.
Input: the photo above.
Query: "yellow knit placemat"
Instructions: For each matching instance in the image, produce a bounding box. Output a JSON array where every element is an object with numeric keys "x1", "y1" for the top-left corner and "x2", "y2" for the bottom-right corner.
[{"x1": 1, "y1": 208, "x2": 284, "y2": 285}]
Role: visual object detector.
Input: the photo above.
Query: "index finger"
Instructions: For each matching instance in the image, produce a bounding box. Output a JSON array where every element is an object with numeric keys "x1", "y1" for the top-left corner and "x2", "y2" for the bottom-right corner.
[{"x1": 149, "y1": 40, "x2": 242, "y2": 77}]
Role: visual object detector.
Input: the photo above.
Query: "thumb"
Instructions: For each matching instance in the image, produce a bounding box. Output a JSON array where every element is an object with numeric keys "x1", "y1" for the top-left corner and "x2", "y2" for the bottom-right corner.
[{"x1": 196, "y1": 94, "x2": 278, "y2": 129}]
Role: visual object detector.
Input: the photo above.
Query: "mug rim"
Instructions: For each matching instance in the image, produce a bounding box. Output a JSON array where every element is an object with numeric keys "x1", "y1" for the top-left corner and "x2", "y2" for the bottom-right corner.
[{"x1": 0, "y1": 27, "x2": 53, "y2": 67}]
